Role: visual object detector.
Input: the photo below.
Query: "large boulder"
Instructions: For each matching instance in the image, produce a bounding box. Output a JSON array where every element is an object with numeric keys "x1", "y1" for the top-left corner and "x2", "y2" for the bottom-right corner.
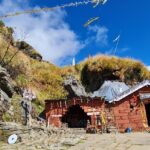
[
  {"x1": 0, "y1": 65, "x2": 13, "y2": 120},
  {"x1": 0, "y1": 90, "x2": 11, "y2": 120},
  {"x1": 64, "y1": 76, "x2": 90, "y2": 97},
  {"x1": 0, "y1": 65, "x2": 13, "y2": 97},
  {"x1": 15, "y1": 41, "x2": 42, "y2": 61}
]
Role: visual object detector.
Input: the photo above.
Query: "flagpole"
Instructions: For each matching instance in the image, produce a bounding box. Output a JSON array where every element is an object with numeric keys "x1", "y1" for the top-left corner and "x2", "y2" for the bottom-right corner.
[{"x1": 114, "y1": 36, "x2": 120, "y2": 55}]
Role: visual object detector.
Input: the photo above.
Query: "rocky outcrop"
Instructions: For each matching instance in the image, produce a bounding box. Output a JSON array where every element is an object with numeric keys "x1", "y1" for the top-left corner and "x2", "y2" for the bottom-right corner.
[
  {"x1": 0, "y1": 66, "x2": 13, "y2": 97},
  {"x1": 0, "y1": 90, "x2": 11, "y2": 120},
  {"x1": 15, "y1": 41, "x2": 42, "y2": 61},
  {"x1": 0, "y1": 65, "x2": 14, "y2": 120},
  {"x1": 81, "y1": 56, "x2": 150, "y2": 92},
  {"x1": 64, "y1": 76, "x2": 90, "y2": 97}
]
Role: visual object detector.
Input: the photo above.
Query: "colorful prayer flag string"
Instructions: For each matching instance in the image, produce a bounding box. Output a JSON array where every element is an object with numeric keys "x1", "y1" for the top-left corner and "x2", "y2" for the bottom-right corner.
[{"x1": 0, "y1": 0, "x2": 108, "y2": 19}]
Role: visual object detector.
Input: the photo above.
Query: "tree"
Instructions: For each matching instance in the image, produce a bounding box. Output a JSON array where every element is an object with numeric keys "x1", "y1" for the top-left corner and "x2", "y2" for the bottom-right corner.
[{"x1": 0, "y1": 20, "x2": 5, "y2": 27}]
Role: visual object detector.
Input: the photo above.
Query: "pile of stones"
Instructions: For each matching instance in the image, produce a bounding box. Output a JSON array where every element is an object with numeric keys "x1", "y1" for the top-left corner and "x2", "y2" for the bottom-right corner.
[{"x1": 0, "y1": 122, "x2": 86, "y2": 150}]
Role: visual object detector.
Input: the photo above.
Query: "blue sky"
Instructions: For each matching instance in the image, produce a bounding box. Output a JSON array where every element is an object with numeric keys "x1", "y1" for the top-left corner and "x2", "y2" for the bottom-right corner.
[{"x1": 0, "y1": 0, "x2": 150, "y2": 67}]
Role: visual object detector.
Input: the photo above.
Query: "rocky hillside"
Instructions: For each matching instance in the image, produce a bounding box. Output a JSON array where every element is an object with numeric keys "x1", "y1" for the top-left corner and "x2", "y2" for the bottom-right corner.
[
  {"x1": 0, "y1": 22, "x2": 68, "y2": 120},
  {"x1": 0, "y1": 23, "x2": 68, "y2": 104}
]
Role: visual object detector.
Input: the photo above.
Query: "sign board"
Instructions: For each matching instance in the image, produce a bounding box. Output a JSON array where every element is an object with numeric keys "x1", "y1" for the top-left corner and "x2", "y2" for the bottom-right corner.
[
  {"x1": 87, "y1": 112, "x2": 100, "y2": 116},
  {"x1": 140, "y1": 93, "x2": 150, "y2": 100},
  {"x1": 51, "y1": 114, "x2": 62, "y2": 117}
]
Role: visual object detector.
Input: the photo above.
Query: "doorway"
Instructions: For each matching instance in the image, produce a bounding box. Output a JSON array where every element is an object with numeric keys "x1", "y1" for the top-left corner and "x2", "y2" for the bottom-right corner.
[
  {"x1": 61, "y1": 104, "x2": 91, "y2": 128},
  {"x1": 145, "y1": 103, "x2": 150, "y2": 126}
]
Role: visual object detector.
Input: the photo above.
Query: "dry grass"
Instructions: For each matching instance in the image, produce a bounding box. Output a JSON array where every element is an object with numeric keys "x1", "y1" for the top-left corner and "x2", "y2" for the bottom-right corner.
[
  {"x1": 80, "y1": 55, "x2": 150, "y2": 92},
  {"x1": 0, "y1": 26, "x2": 68, "y2": 107}
]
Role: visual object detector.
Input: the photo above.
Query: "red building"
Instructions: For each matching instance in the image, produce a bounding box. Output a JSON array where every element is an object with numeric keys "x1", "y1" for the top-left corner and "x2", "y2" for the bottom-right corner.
[
  {"x1": 45, "y1": 98, "x2": 105, "y2": 128},
  {"x1": 45, "y1": 80, "x2": 150, "y2": 132},
  {"x1": 106, "y1": 81, "x2": 150, "y2": 132}
]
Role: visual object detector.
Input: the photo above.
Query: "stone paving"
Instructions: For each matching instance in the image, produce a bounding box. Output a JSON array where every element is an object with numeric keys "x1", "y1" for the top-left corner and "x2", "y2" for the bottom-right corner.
[
  {"x1": 0, "y1": 123, "x2": 85, "y2": 150},
  {"x1": 0, "y1": 126, "x2": 150, "y2": 150},
  {"x1": 69, "y1": 133, "x2": 150, "y2": 150}
]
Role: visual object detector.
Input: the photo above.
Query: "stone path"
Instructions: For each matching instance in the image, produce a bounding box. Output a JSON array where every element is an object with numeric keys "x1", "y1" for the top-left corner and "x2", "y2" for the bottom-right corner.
[{"x1": 69, "y1": 133, "x2": 150, "y2": 150}]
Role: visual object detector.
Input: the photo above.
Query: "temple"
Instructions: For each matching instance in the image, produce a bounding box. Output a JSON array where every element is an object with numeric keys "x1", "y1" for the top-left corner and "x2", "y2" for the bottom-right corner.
[{"x1": 45, "y1": 78, "x2": 150, "y2": 132}]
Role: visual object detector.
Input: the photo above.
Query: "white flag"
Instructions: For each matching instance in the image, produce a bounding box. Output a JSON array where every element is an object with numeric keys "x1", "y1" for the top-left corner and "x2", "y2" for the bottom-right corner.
[
  {"x1": 102, "y1": 0, "x2": 108, "y2": 5},
  {"x1": 72, "y1": 57, "x2": 76, "y2": 66},
  {"x1": 92, "y1": 0, "x2": 108, "y2": 8},
  {"x1": 113, "y1": 35, "x2": 120, "y2": 43}
]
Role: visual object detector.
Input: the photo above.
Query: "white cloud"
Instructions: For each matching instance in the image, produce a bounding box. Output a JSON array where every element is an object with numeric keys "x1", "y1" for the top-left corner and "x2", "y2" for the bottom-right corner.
[
  {"x1": 147, "y1": 66, "x2": 150, "y2": 71},
  {"x1": 88, "y1": 25, "x2": 108, "y2": 46},
  {"x1": 0, "y1": 0, "x2": 84, "y2": 65}
]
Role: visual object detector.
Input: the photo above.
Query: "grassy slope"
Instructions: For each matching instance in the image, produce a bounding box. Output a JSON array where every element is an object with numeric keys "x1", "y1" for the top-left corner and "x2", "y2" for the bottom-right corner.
[
  {"x1": 0, "y1": 49, "x2": 68, "y2": 103},
  {"x1": 0, "y1": 25, "x2": 68, "y2": 107}
]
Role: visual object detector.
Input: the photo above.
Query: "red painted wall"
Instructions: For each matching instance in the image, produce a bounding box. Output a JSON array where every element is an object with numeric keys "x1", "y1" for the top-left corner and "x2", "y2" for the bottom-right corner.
[
  {"x1": 45, "y1": 98, "x2": 105, "y2": 127},
  {"x1": 107, "y1": 86, "x2": 150, "y2": 132}
]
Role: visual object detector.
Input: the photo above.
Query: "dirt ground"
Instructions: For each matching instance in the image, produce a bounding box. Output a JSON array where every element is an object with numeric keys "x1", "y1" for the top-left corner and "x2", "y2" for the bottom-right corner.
[{"x1": 69, "y1": 132, "x2": 150, "y2": 150}]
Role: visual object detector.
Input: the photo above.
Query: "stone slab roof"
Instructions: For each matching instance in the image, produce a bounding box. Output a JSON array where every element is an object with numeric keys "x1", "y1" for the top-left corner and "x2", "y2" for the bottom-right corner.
[{"x1": 91, "y1": 81, "x2": 129, "y2": 102}]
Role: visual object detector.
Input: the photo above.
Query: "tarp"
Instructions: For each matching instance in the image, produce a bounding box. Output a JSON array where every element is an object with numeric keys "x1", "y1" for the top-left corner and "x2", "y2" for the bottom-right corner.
[{"x1": 91, "y1": 81, "x2": 129, "y2": 101}]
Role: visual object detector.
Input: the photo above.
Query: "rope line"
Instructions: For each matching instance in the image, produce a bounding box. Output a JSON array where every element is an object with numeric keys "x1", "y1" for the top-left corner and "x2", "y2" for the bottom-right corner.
[{"x1": 0, "y1": 0, "x2": 94, "y2": 19}]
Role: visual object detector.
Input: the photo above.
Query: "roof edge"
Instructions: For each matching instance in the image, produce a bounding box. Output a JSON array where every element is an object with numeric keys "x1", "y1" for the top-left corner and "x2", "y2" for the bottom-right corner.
[{"x1": 109, "y1": 80, "x2": 150, "y2": 103}]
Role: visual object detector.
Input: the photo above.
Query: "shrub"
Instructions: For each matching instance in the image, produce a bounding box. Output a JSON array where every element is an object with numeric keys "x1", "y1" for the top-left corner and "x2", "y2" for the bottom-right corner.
[{"x1": 0, "y1": 20, "x2": 5, "y2": 27}]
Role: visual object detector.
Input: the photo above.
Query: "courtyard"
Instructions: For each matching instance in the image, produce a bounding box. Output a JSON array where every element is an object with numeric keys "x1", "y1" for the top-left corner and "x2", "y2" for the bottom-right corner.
[{"x1": 70, "y1": 132, "x2": 150, "y2": 150}]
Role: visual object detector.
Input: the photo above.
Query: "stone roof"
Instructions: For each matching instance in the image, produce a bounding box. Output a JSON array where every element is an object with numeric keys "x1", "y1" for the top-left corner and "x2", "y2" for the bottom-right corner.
[{"x1": 91, "y1": 81, "x2": 129, "y2": 102}]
